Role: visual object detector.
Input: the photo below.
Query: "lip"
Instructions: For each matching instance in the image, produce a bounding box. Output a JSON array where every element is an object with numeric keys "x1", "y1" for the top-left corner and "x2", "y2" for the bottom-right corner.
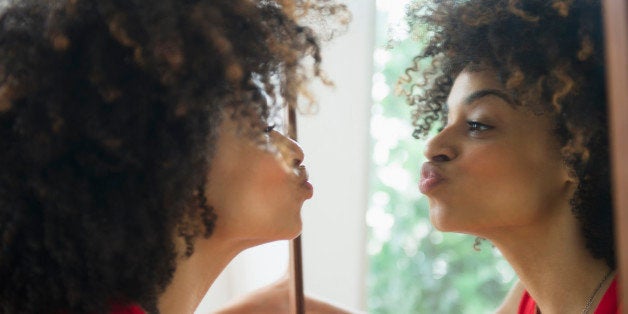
[
  {"x1": 419, "y1": 162, "x2": 445, "y2": 194},
  {"x1": 298, "y1": 165, "x2": 314, "y2": 199}
]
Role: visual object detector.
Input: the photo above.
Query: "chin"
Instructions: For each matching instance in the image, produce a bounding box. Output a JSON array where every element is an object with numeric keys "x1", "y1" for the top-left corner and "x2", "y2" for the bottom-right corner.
[
  {"x1": 428, "y1": 210, "x2": 460, "y2": 233},
  {"x1": 429, "y1": 218, "x2": 450, "y2": 232},
  {"x1": 283, "y1": 221, "x2": 303, "y2": 240},
  {"x1": 430, "y1": 217, "x2": 486, "y2": 237},
  {"x1": 261, "y1": 221, "x2": 303, "y2": 243}
]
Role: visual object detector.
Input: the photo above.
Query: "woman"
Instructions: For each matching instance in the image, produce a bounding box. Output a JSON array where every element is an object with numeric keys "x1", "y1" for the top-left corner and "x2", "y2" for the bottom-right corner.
[
  {"x1": 0, "y1": 0, "x2": 345, "y2": 313},
  {"x1": 202, "y1": 0, "x2": 617, "y2": 312},
  {"x1": 408, "y1": 0, "x2": 616, "y2": 312},
  {"x1": 225, "y1": 0, "x2": 616, "y2": 313}
]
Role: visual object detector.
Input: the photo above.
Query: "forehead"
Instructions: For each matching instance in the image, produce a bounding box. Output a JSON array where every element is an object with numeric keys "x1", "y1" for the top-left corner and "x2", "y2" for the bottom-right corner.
[
  {"x1": 446, "y1": 70, "x2": 558, "y2": 134},
  {"x1": 447, "y1": 70, "x2": 504, "y2": 108}
]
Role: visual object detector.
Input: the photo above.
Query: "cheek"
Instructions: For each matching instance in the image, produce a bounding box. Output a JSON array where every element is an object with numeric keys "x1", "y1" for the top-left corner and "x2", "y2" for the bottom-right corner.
[
  {"x1": 232, "y1": 157, "x2": 303, "y2": 239},
  {"x1": 461, "y1": 143, "x2": 551, "y2": 190},
  {"x1": 229, "y1": 156, "x2": 297, "y2": 218},
  {"x1": 247, "y1": 156, "x2": 293, "y2": 195},
  {"x1": 430, "y1": 147, "x2": 556, "y2": 231},
  {"x1": 455, "y1": 147, "x2": 519, "y2": 194},
  {"x1": 461, "y1": 148, "x2": 566, "y2": 223}
]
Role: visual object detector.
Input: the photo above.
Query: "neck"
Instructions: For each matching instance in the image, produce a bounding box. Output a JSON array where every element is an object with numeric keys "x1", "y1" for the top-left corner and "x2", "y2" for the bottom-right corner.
[
  {"x1": 486, "y1": 208, "x2": 611, "y2": 314},
  {"x1": 157, "y1": 236, "x2": 246, "y2": 314}
]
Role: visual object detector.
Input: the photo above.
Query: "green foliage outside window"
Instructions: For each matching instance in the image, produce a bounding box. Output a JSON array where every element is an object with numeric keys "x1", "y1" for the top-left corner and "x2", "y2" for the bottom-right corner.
[{"x1": 367, "y1": 1, "x2": 517, "y2": 313}]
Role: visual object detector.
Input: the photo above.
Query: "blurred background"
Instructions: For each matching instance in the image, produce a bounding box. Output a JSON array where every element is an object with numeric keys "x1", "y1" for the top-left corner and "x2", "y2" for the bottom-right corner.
[{"x1": 198, "y1": 1, "x2": 516, "y2": 313}]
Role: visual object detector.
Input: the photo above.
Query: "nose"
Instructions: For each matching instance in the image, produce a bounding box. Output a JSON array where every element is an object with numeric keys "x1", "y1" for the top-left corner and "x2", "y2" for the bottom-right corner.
[
  {"x1": 423, "y1": 128, "x2": 457, "y2": 162},
  {"x1": 272, "y1": 130, "x2": 304, "y2": 167},
  {"x1": 288, "y1": 137, "x2": 304, "y2": 167}
]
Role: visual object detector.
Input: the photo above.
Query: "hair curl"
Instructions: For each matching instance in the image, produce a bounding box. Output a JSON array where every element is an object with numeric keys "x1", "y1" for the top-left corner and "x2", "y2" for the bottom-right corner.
[
  {"x1": 0, "y1": 0, "x2": 346, "y2": 313},
  {"x1": 403, "y1": 0, "x2": 613, "y2": 268}
]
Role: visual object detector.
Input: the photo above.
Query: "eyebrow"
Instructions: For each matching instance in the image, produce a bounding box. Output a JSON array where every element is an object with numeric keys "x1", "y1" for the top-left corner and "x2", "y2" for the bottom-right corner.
[{"x1": 462, "y1": 89, "x2": 515, "y2": 107}]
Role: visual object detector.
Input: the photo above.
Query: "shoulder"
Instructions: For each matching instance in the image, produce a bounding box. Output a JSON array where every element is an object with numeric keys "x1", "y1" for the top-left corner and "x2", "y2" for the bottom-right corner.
[{"x1": 494, "y1": 280, "x2": 529, "y2": 314}]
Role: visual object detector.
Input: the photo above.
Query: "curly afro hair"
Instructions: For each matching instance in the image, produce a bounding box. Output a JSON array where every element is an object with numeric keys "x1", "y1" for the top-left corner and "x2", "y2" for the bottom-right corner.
[
  {"x1": 0, "y1": 0, "x2": 347, "y2": 313},
  {"x1": 402, "y1": 0, "x2": 613, "y2": 268}
]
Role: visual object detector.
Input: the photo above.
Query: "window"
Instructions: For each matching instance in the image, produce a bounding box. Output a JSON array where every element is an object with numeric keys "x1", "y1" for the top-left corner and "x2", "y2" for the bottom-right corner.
[{"x1": 367, "y1": 1, "x2": 516, "y2": 312}]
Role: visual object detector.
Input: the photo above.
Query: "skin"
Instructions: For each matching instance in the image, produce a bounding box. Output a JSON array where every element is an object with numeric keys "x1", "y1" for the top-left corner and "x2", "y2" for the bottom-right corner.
[
  {"x1": 158, "y1": 111, "x2": 313, "y2": 314},
  {"x1": 213, "y1": 69, "x2": 614, "y2": 313},
  {"x1": 215, "y1": 275, "x2": 357, "y2": 314},
  {"x1": 205, "y1": 113, "x2": 312, "y2": 248},
  {"x1": 421, "y1": 69, "x2": 612, "y2": 314},
  {"x1": 421, "y1": 70, "x2": 573, "y2": 236}
]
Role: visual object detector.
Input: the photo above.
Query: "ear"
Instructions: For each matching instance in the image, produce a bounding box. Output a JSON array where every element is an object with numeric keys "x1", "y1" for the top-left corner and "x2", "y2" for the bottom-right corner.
[
  {"x1": 556, "y1": 140, "x2": 578, "y2": 184},
  {"x1": 561, "y1": 161, "x2": 578, "y2": 189}
]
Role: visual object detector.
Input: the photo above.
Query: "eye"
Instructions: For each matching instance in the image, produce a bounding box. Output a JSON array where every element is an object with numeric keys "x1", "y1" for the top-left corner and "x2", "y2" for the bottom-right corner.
[
  {"x1": 467, "y1": 121, "x2": 493, "y2": 133},
  {"x1": 263, "y1": 124, "x2": 276, "y2": 133}
]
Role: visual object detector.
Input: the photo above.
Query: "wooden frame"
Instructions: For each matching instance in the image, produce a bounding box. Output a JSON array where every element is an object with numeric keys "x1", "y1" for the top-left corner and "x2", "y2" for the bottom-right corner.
[
  {"x1": 287, "y1": 107, "x2": 305, "y2": 314},
  {"x1": 602, "y1": 0, "x2": 628, "y2": 312}
]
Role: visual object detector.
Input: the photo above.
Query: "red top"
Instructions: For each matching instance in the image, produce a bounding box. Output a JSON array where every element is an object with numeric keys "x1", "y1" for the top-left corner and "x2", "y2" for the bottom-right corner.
[
  {"x1": 518, "y1": 277, "x2": 619, "y2": 314},
  {"x1": 109, "y1": 304, "x2": 146, "y2": 314}
]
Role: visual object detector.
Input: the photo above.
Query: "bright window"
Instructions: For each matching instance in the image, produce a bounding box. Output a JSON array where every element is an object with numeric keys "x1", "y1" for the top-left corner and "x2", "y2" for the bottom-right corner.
[{"x1": 366, "y1": 1, "x2": 517, "y2": 313}]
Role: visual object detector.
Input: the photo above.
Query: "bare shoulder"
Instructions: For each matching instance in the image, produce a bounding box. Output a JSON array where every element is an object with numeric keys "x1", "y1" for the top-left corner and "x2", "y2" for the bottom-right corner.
[
  {"x1": 494, "y1": 280, "x2": 524, "y2": 314},
  {"x1": 212, "y1": 276, "x2": 361, "y2": 314}
]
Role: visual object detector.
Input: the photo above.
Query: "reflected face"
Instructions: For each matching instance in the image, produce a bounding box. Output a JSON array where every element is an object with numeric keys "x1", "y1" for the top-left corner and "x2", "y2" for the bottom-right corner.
[
  {"x1": 419, "y1": 70, "x2": 574, "y2": 236},
  {"x1": 204, "y1": 112, "x2": 313, "y2": 247}
]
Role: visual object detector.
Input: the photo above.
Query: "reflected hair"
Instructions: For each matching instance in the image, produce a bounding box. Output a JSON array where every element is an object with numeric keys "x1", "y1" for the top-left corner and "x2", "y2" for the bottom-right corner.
[{"x1": 403, "y1": 0, "x2": 613, "y2": 268}]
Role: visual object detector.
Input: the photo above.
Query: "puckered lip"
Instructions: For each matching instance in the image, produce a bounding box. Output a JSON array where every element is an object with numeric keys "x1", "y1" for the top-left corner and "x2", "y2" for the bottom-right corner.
[
  {"x1": 419, "y1": 162, "x2": 445, "y2": 194},
  {"x1": 297, "y1": 165, "x2": 313, "y2": 199}
]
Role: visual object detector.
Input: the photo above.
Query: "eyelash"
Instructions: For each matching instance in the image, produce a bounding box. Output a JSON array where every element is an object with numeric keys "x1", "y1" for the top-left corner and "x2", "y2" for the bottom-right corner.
[{"x1": 467, "y1": 121, "x2": 493, "y2": 132}]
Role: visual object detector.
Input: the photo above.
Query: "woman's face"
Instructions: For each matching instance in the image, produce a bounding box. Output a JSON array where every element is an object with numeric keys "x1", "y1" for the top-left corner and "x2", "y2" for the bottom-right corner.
[
  {"x1": 204, "y1": 112, "x2": 313, "y2": 248},
  {"x1": 419, "y1": 70, "x2": 575, "y2": 237}
]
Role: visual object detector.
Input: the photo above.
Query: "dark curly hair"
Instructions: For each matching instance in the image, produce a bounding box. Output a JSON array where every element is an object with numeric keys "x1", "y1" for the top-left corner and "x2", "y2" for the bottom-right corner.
[
  {"x1": 402, "y1": 0, "x2": 613, "y2": 268},
  {"x1": 0, "y1": 0, "x2": 347, "y2": 313}
]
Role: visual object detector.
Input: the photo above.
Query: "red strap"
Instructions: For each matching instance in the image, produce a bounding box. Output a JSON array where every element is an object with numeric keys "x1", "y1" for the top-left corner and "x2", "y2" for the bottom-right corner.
[
  {"x1": 109, "y1": 304, "x2": 146, "y2": 314},
  {"x1": 518, "y1": 276, "x2": 619, "y2": 314},
  {"x1": 518, "y1": 289, "x2": 537, "y2": 314},
  {"x1": 594, "y1": 277, "x2": 618, "y2": 314}
]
